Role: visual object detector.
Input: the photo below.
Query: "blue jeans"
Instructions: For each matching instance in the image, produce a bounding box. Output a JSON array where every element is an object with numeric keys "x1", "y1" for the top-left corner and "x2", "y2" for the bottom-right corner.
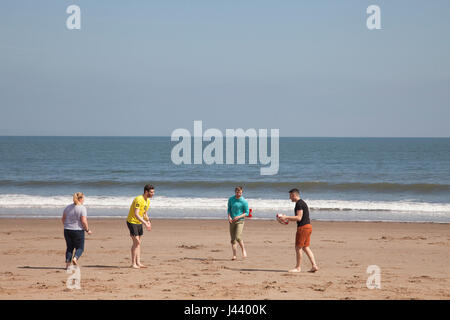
[{"x1": 64, "y1": 229, "x2": 85, "y2": 263}]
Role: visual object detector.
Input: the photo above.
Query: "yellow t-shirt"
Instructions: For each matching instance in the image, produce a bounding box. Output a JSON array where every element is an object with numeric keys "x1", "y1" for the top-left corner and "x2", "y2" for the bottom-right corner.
[{"x1": 127, "y1": 195, "x2": 150, "y2": 224}]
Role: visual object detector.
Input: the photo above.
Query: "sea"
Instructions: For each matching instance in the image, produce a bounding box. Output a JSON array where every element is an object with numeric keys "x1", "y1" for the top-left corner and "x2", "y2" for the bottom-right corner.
[{"x1": 0, "y1": 136, "x2": 449, "y2": 223}]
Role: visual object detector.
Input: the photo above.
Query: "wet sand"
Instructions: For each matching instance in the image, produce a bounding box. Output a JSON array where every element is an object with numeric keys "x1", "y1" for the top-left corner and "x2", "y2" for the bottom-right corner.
[{"x1": 0, "y1": 218, "x2": 449, "y2": 300}]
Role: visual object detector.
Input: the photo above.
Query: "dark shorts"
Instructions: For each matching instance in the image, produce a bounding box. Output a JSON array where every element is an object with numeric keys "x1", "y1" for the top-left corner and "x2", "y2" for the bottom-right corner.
[
  {"x1": 127, "y1": 221, "x2": 143, "y2": 237},
  {"x1": 295, "y1": 224, "x2": 312, "y2": 248}
]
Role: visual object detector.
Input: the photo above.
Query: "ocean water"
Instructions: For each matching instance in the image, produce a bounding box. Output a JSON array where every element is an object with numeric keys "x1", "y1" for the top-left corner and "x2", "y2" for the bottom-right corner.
[{"x1": 0, "y1": 137, "x2": 449, "y2": 222}]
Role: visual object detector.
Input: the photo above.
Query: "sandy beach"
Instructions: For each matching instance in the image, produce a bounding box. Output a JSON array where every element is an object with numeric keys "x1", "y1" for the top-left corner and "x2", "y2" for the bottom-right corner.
[{"x1": 0, "y1": 218, "x2": 449, "y2": 300}]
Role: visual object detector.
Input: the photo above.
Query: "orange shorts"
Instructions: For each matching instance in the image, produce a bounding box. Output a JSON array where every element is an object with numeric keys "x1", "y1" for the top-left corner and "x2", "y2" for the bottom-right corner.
[{"x1": 295, "y1": 224, "x2": 312, "y2": 248}]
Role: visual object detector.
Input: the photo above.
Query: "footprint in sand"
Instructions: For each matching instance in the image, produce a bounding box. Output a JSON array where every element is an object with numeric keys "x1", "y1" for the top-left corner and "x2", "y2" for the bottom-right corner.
[
  {"x1": 32, "y1": 282, "x2": 49, "y2": 290},
  {"x1": 409, "y1": 279, "x2": 422, "y2": 283},
  {"x1": 178, "y1": 244, "x2": 203, "y2": 249},
  {"x1": 321, "y1": 240, "x2": 345, "y2": 243},
  {"x1": 427, "y1": 242, "x2": 447, "y2": 246},
  {"x1": 413, "y1": 275, "x2": 433, "y2": 280},
  {"x1": 401, "y1": 236, "x2": 427, "y2": 240},
  {"x1": 282, "y1": 273, "x2": 295, "y2": 277},
  {"x1": 309, "y1": 281, "x2": 333, "y2": 292}
]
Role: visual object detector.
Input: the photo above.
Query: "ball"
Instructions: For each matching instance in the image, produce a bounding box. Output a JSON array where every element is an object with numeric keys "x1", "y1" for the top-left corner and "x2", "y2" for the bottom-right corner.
[{"x1": 276, "y1": 213, "x2": 289, "y2": 225}]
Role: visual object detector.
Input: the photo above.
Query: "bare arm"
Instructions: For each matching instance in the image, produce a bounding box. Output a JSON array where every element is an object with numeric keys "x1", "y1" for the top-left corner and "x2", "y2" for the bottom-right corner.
[
  {"x1": 281, "y1": 210, "x2": 303, "y2": 222},
  {"x1": 227, "y1": 199, "x2": 232, "y2": 223},
  {"x1": 80, "y1": 216, "x2": 92, "y2": 234},
  {"x1": 134, "y1": 208, "x2": 149, "y2": 226},
  {"x1": 232, "y1": 213, "x2": 246, "y2": 222},
  {"x1": 143, "y1": 211, "x2": 151, "y2": 230}
]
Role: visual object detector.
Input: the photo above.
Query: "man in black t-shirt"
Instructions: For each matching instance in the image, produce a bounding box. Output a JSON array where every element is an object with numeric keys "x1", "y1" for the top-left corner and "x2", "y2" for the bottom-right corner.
[{"x1": 279, "y1": 189, "x2": 319, "y2": 273}]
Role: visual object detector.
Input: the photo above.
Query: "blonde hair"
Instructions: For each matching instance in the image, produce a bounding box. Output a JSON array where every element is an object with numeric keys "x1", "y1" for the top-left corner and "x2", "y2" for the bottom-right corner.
[{"x1": 73, "y1": 192, "x2": 84, "y2": 205}]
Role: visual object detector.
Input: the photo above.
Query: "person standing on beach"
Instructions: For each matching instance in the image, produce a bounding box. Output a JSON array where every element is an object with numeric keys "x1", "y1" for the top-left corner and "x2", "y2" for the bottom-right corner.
[
  {"x1": 227, "y1": 186, "x2": 250, "y2": 260},
  {"x1": 126, "y1": 184, "x2": 154, "y2": 269},
  {"x1": 279, "y1": 189, "x2": 319, "y2": 273},
  {"x1": 62, "y1": 192, "x2": 92, "y2": 270}
]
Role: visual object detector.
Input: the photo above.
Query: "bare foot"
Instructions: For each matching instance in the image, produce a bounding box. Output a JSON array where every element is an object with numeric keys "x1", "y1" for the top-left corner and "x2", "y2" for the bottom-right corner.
[
  {"x1": 72, "y1": 257, "x2": 78, "y2": 266},
  {"x1": 308, "y1": 266, "x2": 319, "y2": 273},
  {"x1": 137, "y1": 264, "x2": 148, "y2": 268},
  {"x1": 231, "y1": 256, "x2": 237, "y2": 261},
  {"x1": 288, "y1": 268, "x2": 301, "y2": 273},
  {"x1": 131, "y1": 264, "x2": 140, "y2": 269},
  {"x1": 242, "y1": 250, "x2": 247, "y2": 259}
]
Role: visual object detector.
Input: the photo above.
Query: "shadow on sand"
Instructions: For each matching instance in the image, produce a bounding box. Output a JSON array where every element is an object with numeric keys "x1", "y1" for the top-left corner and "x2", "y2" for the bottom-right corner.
[
  {"x1": 229, "y1": 268, "x2": 287, "y2": 273},
  {"x1": 182, "y1": 257, "x2": 231, "y2": 262},
  {"x1": 19, "y1": 265, "x2": 124, "y2": 270},
  {"x1": 180, "y1": 259, "x2": 287, "y2": 273},
  {"x1": 83, "y1": 265, "x2": 123, "y2": 269},
  {"x1": 18, "y1": 266, "x2": 66, "y2": 270}
]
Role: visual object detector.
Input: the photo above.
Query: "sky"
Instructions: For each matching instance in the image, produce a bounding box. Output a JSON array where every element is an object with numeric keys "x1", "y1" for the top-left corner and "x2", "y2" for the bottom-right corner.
[{"x1": 0, "y1": 0, "x2": 449, "y2": 137}]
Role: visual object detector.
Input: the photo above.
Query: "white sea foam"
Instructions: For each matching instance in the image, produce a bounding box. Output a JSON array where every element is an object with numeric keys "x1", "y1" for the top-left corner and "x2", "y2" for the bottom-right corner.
[{"x1": 0, "y1": 194, "x2": 449, "y2": 215}]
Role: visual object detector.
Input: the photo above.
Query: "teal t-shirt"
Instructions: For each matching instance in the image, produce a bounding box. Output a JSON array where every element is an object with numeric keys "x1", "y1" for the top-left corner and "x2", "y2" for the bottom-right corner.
[{"x1": 227, "y1": 196, "x2": 249, "y2": 221}]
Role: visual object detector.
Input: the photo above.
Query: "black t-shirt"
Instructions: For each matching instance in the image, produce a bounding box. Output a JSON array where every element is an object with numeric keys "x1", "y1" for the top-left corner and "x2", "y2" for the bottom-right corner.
[{"x1": 295, "y1": 199, "x2": 310, "y2": 227}]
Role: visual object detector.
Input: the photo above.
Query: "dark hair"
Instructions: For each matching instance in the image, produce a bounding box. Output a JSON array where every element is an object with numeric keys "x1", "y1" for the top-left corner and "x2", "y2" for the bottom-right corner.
[
  {"x1": 144, "y1": 184, "x2": 154, "y2": 193},
  {"x1": 235, "y1": 186, "x2": 243, "y2": 192},
  {"x1": 289, "y1": 188, "x2": 300, "y2": 195}
]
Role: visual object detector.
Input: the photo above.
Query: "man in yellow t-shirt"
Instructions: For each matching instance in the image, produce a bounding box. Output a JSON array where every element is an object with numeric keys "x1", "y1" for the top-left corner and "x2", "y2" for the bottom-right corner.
[{"x1": 126, "y1": 184, "x2": 154, "y2": 269}]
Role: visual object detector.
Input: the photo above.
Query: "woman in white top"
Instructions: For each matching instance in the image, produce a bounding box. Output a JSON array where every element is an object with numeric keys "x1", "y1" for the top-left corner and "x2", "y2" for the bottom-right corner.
[{"x1": 62, "y1": 192, "x2": 92, "y2": 269}]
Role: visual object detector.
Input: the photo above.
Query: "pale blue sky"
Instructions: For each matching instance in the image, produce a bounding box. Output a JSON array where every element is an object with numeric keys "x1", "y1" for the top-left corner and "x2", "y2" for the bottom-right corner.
[{"x1": 1, "y1": 0, "x2": 449, "y2": 136}]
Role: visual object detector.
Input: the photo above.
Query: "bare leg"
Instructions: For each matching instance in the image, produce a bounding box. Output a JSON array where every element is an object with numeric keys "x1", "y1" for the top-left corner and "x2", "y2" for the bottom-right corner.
[
  {"x1": 130, "y1": 236, "x2": 141, "y2": 268},
  {"x1": 136, "y1": 236, "x2": 147, "y2": 268},
  {"x1": 237, "y1": 240, "x2": 247, "y2": 259},
  {"x1": 303, "y1": 246, "x2": 318, "y2": 272},
  {"x1": 231, "y1": 242, "x2": 237, "y2": 260},
  {"x1": 289, "y1": 246, "x2": 302, "y2": 272}
]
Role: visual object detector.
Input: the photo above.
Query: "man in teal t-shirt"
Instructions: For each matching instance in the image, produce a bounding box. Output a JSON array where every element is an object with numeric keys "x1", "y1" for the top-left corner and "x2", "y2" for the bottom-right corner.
[{"x1": 227, "y1": 186, "x2": 249, "y2": 260}]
